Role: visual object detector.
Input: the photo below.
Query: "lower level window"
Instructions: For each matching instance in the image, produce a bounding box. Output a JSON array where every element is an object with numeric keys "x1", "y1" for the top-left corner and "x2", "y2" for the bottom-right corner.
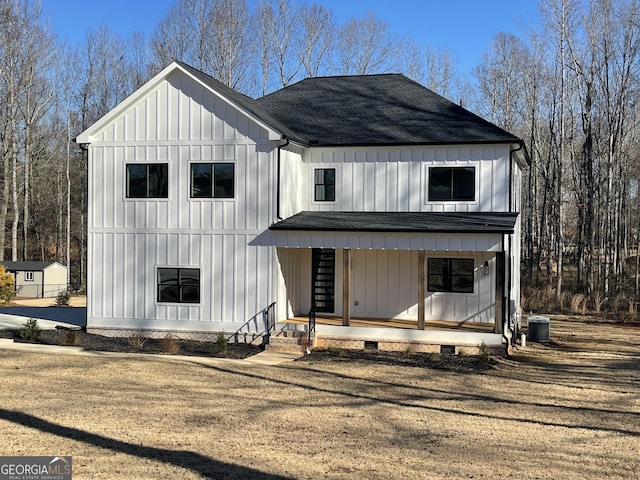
[
  {"x1": 25, "y1": 271, "x2": 34, "y2": 281},
  {"x1": 157, "y1": 268, "x2": 200, "y2": 303},
  {"x1": 428, "y1": 258, "x2": 474, "y2": 293}
]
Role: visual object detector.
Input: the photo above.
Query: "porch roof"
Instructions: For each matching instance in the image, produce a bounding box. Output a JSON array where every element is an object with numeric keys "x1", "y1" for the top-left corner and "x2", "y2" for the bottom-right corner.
[{"x1": 270, "y1": 211, "x2": 518, "y2": 234}]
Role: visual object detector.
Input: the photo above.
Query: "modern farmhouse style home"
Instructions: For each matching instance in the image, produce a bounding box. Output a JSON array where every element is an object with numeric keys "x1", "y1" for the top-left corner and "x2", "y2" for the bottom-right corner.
[{"x1": 75, "y1": 61, "x2": 529, "y2": 353}]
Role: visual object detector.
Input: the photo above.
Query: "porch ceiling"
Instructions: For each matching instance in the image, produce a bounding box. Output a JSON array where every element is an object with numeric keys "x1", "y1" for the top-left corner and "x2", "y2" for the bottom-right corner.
[{"x1": 270, "y1": 211, "x2": 518, "y2": 233}]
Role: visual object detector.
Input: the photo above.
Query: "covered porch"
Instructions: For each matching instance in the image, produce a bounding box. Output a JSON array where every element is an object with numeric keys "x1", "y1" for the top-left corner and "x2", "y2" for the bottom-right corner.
[{"x1": 270, "y1": 211, "x2": 518, "y2": 350}]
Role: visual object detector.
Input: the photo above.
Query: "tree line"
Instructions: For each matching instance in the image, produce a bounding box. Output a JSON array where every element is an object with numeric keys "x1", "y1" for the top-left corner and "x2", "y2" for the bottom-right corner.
[{"x1": 1, "y1": 0, "x2": 639, "y2": 311}]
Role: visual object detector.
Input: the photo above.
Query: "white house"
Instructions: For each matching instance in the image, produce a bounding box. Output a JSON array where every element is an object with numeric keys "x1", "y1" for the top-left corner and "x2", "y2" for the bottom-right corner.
[{"x1": 75, "y1": 61, "x2": 528, "y2": 353}]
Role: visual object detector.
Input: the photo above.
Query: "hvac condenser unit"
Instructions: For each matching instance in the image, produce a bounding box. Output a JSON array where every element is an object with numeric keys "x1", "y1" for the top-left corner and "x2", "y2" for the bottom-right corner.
[{"x1": 527, "y1": 315, "x2": 551, "y2": 342}]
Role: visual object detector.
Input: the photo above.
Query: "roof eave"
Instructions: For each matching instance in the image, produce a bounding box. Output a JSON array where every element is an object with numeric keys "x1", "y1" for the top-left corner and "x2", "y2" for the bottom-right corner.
[{"x1": 76, "y1": 62, "x2": 283, "y2": 144}]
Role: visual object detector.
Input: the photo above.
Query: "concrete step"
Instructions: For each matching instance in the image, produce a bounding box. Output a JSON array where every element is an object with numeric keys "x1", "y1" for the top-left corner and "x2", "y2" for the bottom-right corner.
[{"x1": 266, "y1": 331, "x2": 314, "y2": 353}]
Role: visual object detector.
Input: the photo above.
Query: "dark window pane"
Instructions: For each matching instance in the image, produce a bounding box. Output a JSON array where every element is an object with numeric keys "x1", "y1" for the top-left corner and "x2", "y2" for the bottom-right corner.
[
  {"x1": 428, "y1": 168, "x2": 452, "y2": 200},
  {"x1": 148, "y1": 164, "x2": 168, "y2": 197},
  {"x1": 214, "y1": 164, "x2": 234, "y2": 198},
  {"x1": 191, "y1": 164, "x2": 212, "y2": 197},
  {"x1": 181, "y1": 286, "x2": 200, "y2": 303},
  {"x1": 127, "y1": 165, "x2": 147, "y2": 198},
  {"x1": 452, "y1": 259, "x2": 474, "y2": 275},
  {"x1": 180, "y1": 268, "x2": 200, "y2": 285},
  {"x1": 158, "y1": 268, "x2": 178, "y2": 284},
  {"x1": 158, "y1": 285, "x2": 179, "y2": 302},
  {"x1": 453, "y1": 168, "x2": 475, "y2": 200}
]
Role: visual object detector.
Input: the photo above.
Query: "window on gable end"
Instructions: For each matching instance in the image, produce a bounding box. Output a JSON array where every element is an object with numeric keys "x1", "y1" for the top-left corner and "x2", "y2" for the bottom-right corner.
[
  {"x1": 126, "y1": 164, "x2": 168, "y2": 198},
  {"x1": 190, "y1": 163, "x2": 235, "y2": 198}
]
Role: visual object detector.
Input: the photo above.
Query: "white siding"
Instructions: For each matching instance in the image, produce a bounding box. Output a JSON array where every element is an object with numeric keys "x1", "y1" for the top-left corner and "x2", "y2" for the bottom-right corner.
[
  {"x1": 294, "y1": 145, "x2": 511, "y2": 213},
  {"x1": 87, "y1": 70, "x2": 278, "y2": 332},
  {"x1": 275, "y1": 248, "x2": 496, "y2": 323}
]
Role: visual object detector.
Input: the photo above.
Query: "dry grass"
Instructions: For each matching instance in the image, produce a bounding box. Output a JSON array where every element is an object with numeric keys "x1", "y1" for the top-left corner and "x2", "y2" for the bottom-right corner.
[{"x1": 0, "y1": 319, "x2": 639, "y2": 479}]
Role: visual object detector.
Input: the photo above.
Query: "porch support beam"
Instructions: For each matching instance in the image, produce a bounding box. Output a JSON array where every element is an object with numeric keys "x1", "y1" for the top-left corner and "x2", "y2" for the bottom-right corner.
[
  {"x1": 342, "y1": 248, "x2": 351, "y2": 326},
  {"x1": 494, "y1": 252, "x2": 505, "y2": 334},
  {"x1": 418, "y1": 250, "x2": 425, "y2": 330}
]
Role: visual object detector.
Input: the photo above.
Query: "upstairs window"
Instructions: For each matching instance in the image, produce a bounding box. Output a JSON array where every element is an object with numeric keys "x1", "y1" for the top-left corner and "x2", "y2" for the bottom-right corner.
[
  {"x1": 428, "y1": 258, "x2": 474, "y2": 293},
  {"x1": 191, "y1": 163, "x2": 235, "y2": 198},
  {"x1": 157, "y1": 268, "x2": 200, "y2": 303},
  {"x1": 428, "y1": 167, "x2": 475, "y2": 201},
  {"x1": 314, "y1": 168, "x2": 335, "y2": 202},
  {"x1": 126, "y1": 164, "x2": 168, "y2": 198}
]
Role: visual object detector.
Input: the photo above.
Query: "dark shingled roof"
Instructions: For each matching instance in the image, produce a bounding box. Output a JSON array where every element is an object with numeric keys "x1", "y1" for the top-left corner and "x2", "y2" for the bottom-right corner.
[
  {"x1": 270, "y1": 212, "x2": 518, "y2": 234},
  {"x1": 255, "y1": 74, "x2": 521, "y2": 146},
  {"x1": 1, "y1": 261, "x2": 60, "y2": 271}
]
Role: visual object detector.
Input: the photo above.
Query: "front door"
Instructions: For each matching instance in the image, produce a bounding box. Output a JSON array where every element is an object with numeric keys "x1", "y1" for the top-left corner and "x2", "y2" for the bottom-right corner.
[{"x1": 311, "y1": 248, "x2": 335, "y2": 313}]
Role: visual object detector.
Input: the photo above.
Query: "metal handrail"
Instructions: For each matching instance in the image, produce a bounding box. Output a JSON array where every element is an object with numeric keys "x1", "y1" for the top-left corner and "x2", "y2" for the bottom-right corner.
[
  {"x1": 308, "y1": 307, "x2": 316, "y2": 350},
  {"x1": 227, "y1": 302, "x2": 276, "y2": 342}
]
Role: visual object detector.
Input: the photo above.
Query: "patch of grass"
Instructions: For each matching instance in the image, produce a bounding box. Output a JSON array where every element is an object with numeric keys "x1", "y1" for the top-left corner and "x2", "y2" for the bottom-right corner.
[
  {"x1": 127, "y1": 333, "x2": 147, "y2": 351},
  {"x1": 161, "y1": 334, "x2": 180, "y2": 355},
  {"x1": 58, "y1": 329, "x2": 80, "y2": 346},
  {"x1": 19, "y1": 318, "x2": 41, "y2": 341}
]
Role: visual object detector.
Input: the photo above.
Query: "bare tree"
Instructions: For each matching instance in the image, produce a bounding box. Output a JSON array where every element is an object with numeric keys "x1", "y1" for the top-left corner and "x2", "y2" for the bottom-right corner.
[
  {"x1": 297, "y1": 3, "x2": 335, "y2": 78},
  {"x1": 334, "y1": 11, "x2": 396, "y2": 75},
  {"x1": 257, "y1": 0, "x2": 302, "y2": 94}
]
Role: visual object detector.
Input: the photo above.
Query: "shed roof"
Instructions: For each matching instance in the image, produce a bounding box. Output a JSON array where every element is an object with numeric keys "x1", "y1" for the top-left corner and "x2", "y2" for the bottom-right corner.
[
  {"x1": 0, "y1": 261, "x2": 65, "y2": 271},
  {"x1": 270, "y1": 211, "x2": 518, "y2": 234}
]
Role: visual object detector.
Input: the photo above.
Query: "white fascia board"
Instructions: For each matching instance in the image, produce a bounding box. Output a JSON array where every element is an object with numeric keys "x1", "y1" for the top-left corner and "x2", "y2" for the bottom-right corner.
[{"x1": 75, "y1": 61, "x2": 282, "y2": 144}]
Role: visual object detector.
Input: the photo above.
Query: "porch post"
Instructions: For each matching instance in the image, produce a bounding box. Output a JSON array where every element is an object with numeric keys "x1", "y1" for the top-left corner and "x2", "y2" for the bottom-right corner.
[
  {"x1": 418, "y1": 250, "x2": 425, "y2": 330},
  {"x1": 342, "y1": 248, "x2": 351, "y2": 326},
  {"x1": 494, "y1": 252, "x2": 505, "y2": 334}
]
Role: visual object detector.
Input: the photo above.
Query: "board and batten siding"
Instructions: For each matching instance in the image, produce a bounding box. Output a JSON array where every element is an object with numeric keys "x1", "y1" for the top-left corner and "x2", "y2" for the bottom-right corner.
[
  {"x1": 295, "y1": 145, "x2": 511, "y2": 213},
  {"x1": 277, "y1": 248, "x2": 497, "y2": 323},
  {"x1": 87, "y1": 69, "x2": 278, "y2": 332}
]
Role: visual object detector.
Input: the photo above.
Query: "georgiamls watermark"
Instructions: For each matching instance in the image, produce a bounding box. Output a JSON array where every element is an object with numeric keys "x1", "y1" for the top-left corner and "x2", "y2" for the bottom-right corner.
[{"x1": 0, "y1": 456, "x2": 72, "y2": 480}]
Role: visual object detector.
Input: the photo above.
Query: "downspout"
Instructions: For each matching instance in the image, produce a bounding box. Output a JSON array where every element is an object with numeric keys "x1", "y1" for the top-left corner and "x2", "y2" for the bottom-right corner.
[
  {"x1": 505, "y1": 143, "x2": 523, "y2": 349},
  {"x1": 276, "y1": 136, "x2": 290, "y2": 221}
]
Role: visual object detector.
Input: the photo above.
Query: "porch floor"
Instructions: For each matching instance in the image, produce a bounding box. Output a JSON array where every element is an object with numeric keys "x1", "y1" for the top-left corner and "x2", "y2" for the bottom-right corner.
[{"x1": 284, "y1": 316, "x2": 495, "y2": 333}]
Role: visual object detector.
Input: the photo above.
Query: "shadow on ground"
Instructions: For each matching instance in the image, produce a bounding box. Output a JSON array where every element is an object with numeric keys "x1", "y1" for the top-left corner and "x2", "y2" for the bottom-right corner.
[{"x1": 0, "y1": 306, "x2": 86, "y2": 327}]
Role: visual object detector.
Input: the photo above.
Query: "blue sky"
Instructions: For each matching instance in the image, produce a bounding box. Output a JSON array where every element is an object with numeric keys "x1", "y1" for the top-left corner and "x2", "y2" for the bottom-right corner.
[{"x1": 44, "y1": 0, "x2": 540, "y2": 76}]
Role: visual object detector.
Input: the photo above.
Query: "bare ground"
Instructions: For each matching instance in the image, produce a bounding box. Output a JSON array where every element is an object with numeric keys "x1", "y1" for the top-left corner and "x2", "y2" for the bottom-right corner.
[{"x1": 0, "y1": 317, "x2": 638, "y2": 480}]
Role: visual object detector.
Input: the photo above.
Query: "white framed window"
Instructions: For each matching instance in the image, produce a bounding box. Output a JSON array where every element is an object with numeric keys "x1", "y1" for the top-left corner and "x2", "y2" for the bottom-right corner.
[
  {"x1": 25, "y1": 271, "x2": 34, "y2": 282},
  {"x1": 428, "y1": 166, "x2": 476, "y2": 201},
  {"x1": 126, "y1": 163, "x2": 168, "y2": 198},
  {"x1": 190, "y1": 163, "x2": 235, "y2": 198},
  {"x1": 428, "y1": 258, "x2": 474, "y2": 293},
  {"x1": 313, "y1": 167, "x2": 336, "y2": 202},
  {"x1": 157, "y1": 268, "x2": 200, "y2": 304}
]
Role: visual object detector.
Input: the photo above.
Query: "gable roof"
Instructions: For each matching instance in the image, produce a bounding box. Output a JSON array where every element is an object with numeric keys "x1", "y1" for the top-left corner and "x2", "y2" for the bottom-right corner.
[
  {"x1": 75, "y1": 61, "x2": 285, "y2": 144},
  {"x1": 270, "y1": 211, "x2": 518, "y2": 234},
  {"x1": 1, "y1": 261, "x2": 65, "y2": 271},
  {"x1": 255, "y1": 74, "x2": 521, "y2": 147},
  {"x1": 76, "y1": 62, "x2": 527, "y2": 162}
]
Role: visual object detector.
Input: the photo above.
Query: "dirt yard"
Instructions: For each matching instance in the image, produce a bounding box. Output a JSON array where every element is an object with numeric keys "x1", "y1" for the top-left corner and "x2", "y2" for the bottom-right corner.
[{"x1": 0, "y1": 317, "x2": 638, "y2": 479}]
